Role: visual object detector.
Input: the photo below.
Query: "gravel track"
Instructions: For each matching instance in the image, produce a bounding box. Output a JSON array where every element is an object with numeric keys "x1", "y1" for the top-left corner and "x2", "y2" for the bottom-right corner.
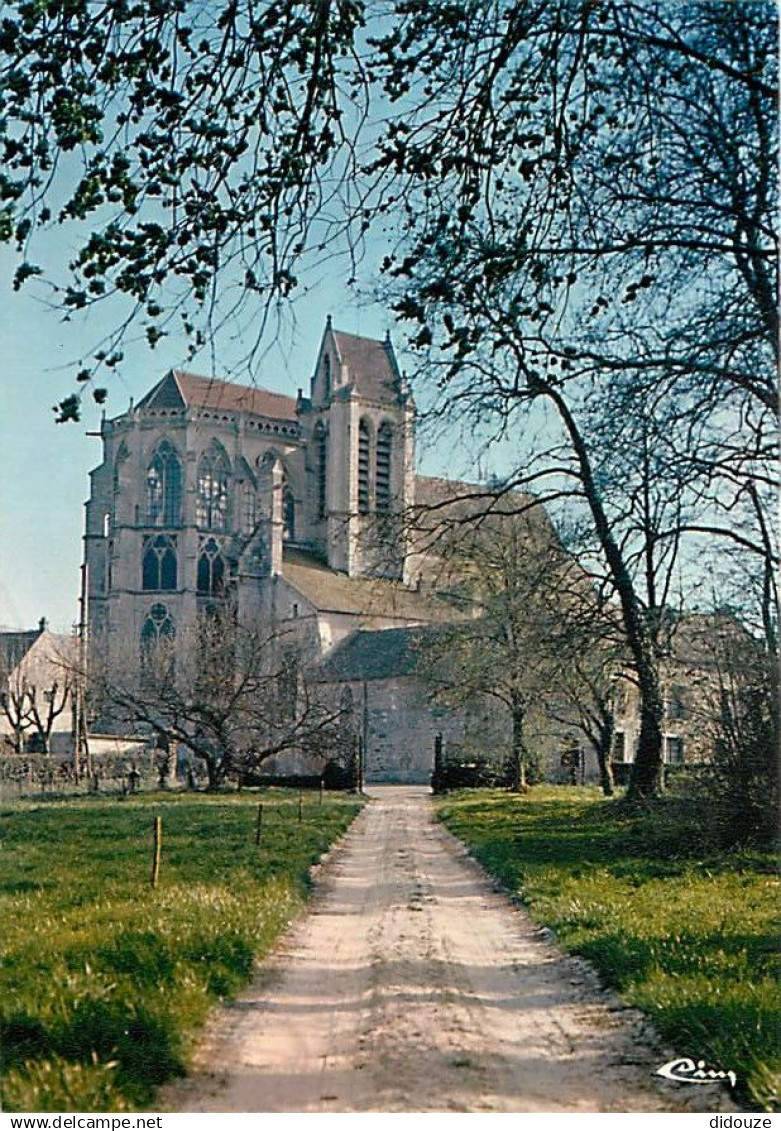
[{"x1": 166, "y1": 786, "x2": 733, "y2": 1113}]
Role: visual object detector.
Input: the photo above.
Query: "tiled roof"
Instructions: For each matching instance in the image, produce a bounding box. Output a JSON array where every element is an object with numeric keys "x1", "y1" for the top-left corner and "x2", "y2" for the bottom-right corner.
[
  {"x1": 331, "y1": 330, "x2": 400, "y2": 402},
  {"x1": 317, "y1": 623, "x2": 450, "y2": 682},
  {"x1": 282, "y1": 548, "x2": 464, "y2": 623},
  {"x1": 414, "y1": 475, "x2": 549, "y2": 525},
  {"x1": 137, "y1": 370, "x2": 298, "y2": 421}
]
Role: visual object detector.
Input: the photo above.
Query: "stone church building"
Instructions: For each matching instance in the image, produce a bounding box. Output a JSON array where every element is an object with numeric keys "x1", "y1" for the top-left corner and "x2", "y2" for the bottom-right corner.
[{"x1": 84, "y1": 320, "x2": 479, "y2": 782}]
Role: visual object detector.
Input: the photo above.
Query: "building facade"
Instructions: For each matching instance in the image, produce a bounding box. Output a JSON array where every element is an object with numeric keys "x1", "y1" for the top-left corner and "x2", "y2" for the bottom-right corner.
[{"x1": 84, "y1": 321, "x2": 467, "y2": 781}]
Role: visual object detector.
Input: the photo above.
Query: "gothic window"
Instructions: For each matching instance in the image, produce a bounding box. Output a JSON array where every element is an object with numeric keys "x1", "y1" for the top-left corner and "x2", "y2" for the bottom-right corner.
[
  {"x1": 358, "y1": 418, "x2": 370, "y2": 514},
  {"x1": 276, "y1": 651, "x2": 299, "y2": 720},
  {"x1": 283, "y1": 487, "x2": 296, "y2": 542},
  {"x1": 323, "y1": 354, "x2": 331, "y2": 399},
  {"x1": 142, "y1": 534, "x2": 178, "y2": 591},
  {"x1": 140, "y1": 603, "x2": 176, "y2": 678},
  {"x1": 197, "y1": 536, "x2": 225, "y2": 596},
  {"x1": 315, "y1": 424, "x2": 327, "y2": 520},
  {"x1": 197, "y1": 444, "x2": 231, "y2": 530},
  {"x1": 146, "y1": 440, "x2": 182, "y2": 527},
  {"x1": 376, "y1": 422, "x2": 392, "y2": 512},
  {"x1": 241, "y1": 481, "x2": 258, "y2": 536}
]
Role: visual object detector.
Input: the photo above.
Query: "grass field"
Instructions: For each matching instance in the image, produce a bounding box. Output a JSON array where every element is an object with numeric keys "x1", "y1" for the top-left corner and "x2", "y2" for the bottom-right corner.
[
  {"x1": 0, "y1": 789, "x2": 362, "y2": 1112},
  {"x1": 436, "y1": 786, "x2": 779, "y2": 1112}
]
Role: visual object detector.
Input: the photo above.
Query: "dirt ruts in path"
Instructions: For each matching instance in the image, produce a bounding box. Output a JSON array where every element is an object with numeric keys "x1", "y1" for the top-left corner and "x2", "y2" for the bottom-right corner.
[{"x1": 165, "y1": 786, "x2": 732, "y2": 1113}]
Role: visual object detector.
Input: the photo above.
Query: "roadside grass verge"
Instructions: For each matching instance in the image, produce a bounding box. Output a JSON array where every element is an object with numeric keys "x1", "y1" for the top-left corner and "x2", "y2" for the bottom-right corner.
[
  {"x1": 0, "y1": 789, "x2": 362, "y2": 1112},
  {"x1": 435, "y1": 786, "x2": 779, "y2": 1111}
]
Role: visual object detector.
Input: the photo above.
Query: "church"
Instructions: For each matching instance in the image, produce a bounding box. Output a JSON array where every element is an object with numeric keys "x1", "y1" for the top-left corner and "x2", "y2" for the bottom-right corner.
[
  {"x1": 80, "y1": 317, "x2": 710, "y2": 785},
  {"x1": 83, "y1": 319, "x2": 490, "y2": 782}
]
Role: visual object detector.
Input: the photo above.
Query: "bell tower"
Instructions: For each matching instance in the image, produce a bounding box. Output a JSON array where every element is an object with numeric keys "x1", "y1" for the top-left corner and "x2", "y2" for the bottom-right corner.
[{"x1": 302, "y1": 319, "x2": 415, "y2": 579}]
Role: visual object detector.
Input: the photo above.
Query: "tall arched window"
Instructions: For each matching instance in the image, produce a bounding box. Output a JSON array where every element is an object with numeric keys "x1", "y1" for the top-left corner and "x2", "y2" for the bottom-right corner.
[
  {"x1": 197, "y1": 444, "x2": 231, "y2": 530},
  {"x1": 140, "y1": 603, "x2": 176, "y2": 681},
  {"x1": 146, "y1": 440, "x2": 182, "y2": 526},
  {"x1": 241, "y1": 481, "x2": 257, "y2": 536},
  {"x1": 376, "y1": 423, "x2": 392, "y2": 512},
  {"x1": 358, "y1": 418, "x2": 371, "y2": 514},
  {"x1": 283, "y1": 487, "x2": 296, "y2": 542},
  {"x1": 315, "y1": 424, "x2": 327, "y2": 520},
  {"x1": 142, "y1": 534, "x2": 178, "y2": 591},
  {"x1": 323, "y1": 354, "x2": 331, "y2": 400},
  {"x1": 197, "y1": 536, "x2": 225, "y2": 596}
]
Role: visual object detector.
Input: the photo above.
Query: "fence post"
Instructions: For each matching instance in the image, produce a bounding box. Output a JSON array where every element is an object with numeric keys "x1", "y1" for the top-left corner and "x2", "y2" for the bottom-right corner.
[
  {"x1": 255, "y1": 802, "x2": 263, "y2": 846},
  {"x1": 150, "y1": 816, "x2": 162, "y2": 888}
]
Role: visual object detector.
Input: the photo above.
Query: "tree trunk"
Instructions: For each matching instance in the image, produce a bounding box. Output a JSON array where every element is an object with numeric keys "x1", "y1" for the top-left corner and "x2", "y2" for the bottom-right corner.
[
  {"x1": 509, "y1": 700, "x2": 527, "y2": 792},
  {"x1": 627, "y1": 663, "x2": 664, "y2": 800},
  {"x1": 545, "y1": 385, "x2": 664, "y2": 798},
  {"x1": 596, "y1": 712, "x2": 615, "y2": 797}
]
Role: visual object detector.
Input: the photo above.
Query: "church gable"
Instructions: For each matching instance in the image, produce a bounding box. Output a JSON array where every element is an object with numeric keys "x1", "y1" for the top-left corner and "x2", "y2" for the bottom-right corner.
[
  {"x1": 135, "y1": 370, "x2": 186, "y2": 412},
  {"x1": 332, "y1": 329, "x2": 400, "y2": 404},
  {"x1": 310, "y1": 320, "x2": 402, "y2": 408}
]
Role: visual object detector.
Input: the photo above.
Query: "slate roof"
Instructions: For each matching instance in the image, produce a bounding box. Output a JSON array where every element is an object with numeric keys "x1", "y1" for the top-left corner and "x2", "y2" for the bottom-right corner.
[
  {"x1": 137, "y1": 370, "x2": 298, "y2": 421},
  {"x1": 331, "y1": 329, "x2": 401, "y2": 402},
  {"x1": 0, "y1": 629, "x2": 41, "y2": 671},
  {"x1": 281, "y1": 548, "x2": 464, "y2": 623},
  {"x1": 317, "y1": 623, "x2": 450, "y2": 682}
]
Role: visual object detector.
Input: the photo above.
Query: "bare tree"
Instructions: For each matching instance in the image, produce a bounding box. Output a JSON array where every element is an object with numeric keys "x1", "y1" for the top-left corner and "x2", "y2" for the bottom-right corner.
[
  {"x1": 83, "y1": 604, "x2": 346, "y2": 789},
  {"x1": 0, "y1": 652, "x2": 73, "y2": 754},
  {"x1": 417, "y1": 503, "x2": 612, "y2": 791}
]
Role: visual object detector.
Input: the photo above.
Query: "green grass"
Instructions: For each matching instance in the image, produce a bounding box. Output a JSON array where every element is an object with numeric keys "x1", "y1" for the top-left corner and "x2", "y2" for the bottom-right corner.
[
  {"x1": 436, "y1": 786, "x2": 780, "y2": 1112},
  {"x1": 0, "y1": 788, "x2": 362, "y2": 1112}
]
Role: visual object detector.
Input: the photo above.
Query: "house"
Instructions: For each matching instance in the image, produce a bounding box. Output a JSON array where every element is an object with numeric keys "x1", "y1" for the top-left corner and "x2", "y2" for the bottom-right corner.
[
  {"x1": 610, "y1": 613, "x2": 753, "y2": 771},
  {"x1": 0, "y1": 620, "x2": 76, "y2": 754}
]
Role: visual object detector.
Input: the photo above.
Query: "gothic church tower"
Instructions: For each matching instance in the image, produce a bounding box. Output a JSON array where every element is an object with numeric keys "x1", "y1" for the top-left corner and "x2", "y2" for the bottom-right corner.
[{"x1": 298, "y1": 317, "x2": 415, "y2": 579}]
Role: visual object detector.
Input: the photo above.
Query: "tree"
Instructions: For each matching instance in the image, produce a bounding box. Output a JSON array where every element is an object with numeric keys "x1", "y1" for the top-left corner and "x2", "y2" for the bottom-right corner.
[
  {"x1": 83, "y1": 604, "x2": 346, "y2": 789},
  {"x1": 380, "y1": 1, "x2": 777, "y2": 798},
  {"x1": 2, "y1": 2, "x2": 776, "y2": 796},
  {"x1": 416, "y1": 498, "x2": 610, "y2": 791},
  {"x1": 0, "y1": 649, "x2": 74, "y2": 754}
]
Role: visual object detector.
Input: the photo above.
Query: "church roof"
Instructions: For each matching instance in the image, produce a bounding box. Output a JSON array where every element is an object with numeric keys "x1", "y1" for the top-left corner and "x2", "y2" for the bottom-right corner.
[
  {"x1": 317, "y1": 623, "x2": 450, "y2": 682},
  {"x1": 282, "y1": 548, "x2": 463, "y2": 623},
  {"x1": 137, "y1": 370, "x2": 298, "y2": 421},
  {"x1": 331, "y1": 329, "x2": 400, "y2": 402}
]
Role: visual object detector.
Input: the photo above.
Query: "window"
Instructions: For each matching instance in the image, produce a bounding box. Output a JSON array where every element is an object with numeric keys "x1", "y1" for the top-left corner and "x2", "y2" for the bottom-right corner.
[
  {"x1": 315, "y1": 424, "x2": 327, "y2": 520},
  {"x1": 283, "y1": 487, "x2": 296, "y2": 541},
  {"x1": 142, "y1": 534, "x2": 177, "y2": 591},
  {"x1": 376, "y1": 422, "x2": 392, "y2": 512},
  {"x1": 197, "y1": 444, "x2": 230, "y2": 530},
  {"x1": 665, "y1": 687, "x2": 687, "y2": 720},
  {"x1": 323, "y1": 354, "x2": 331, "y2": 399},
  {"x1": 358, "y1": 418, "x2": 370, "y2": 514},
  {"x1": 146, "y1": 440, "x2": 183, "y2": 526},
  {"x1": 665, "y1": 736, "x2": 684, "y2": 764},
  {"x1": 612, "y1": 732, "x2": 626, "y2": 762},
  {"x1": 197, "y1": 536, "x2": 225, "y2": 596},
  {"x1": 140, "y1": 603, "x2": 176, "y2": 680},
  {"x1": 276, "y1": 652, "x2": 299, "y2": 719},
  {"x1": 241, "y1": 481, "x2": 257, "y2": 536}
]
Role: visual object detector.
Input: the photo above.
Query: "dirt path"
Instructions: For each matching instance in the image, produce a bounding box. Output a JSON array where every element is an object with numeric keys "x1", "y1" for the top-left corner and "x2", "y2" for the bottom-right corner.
[{"x1": 167, "y1": 786, "x2": 732, "y2": 1113}]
